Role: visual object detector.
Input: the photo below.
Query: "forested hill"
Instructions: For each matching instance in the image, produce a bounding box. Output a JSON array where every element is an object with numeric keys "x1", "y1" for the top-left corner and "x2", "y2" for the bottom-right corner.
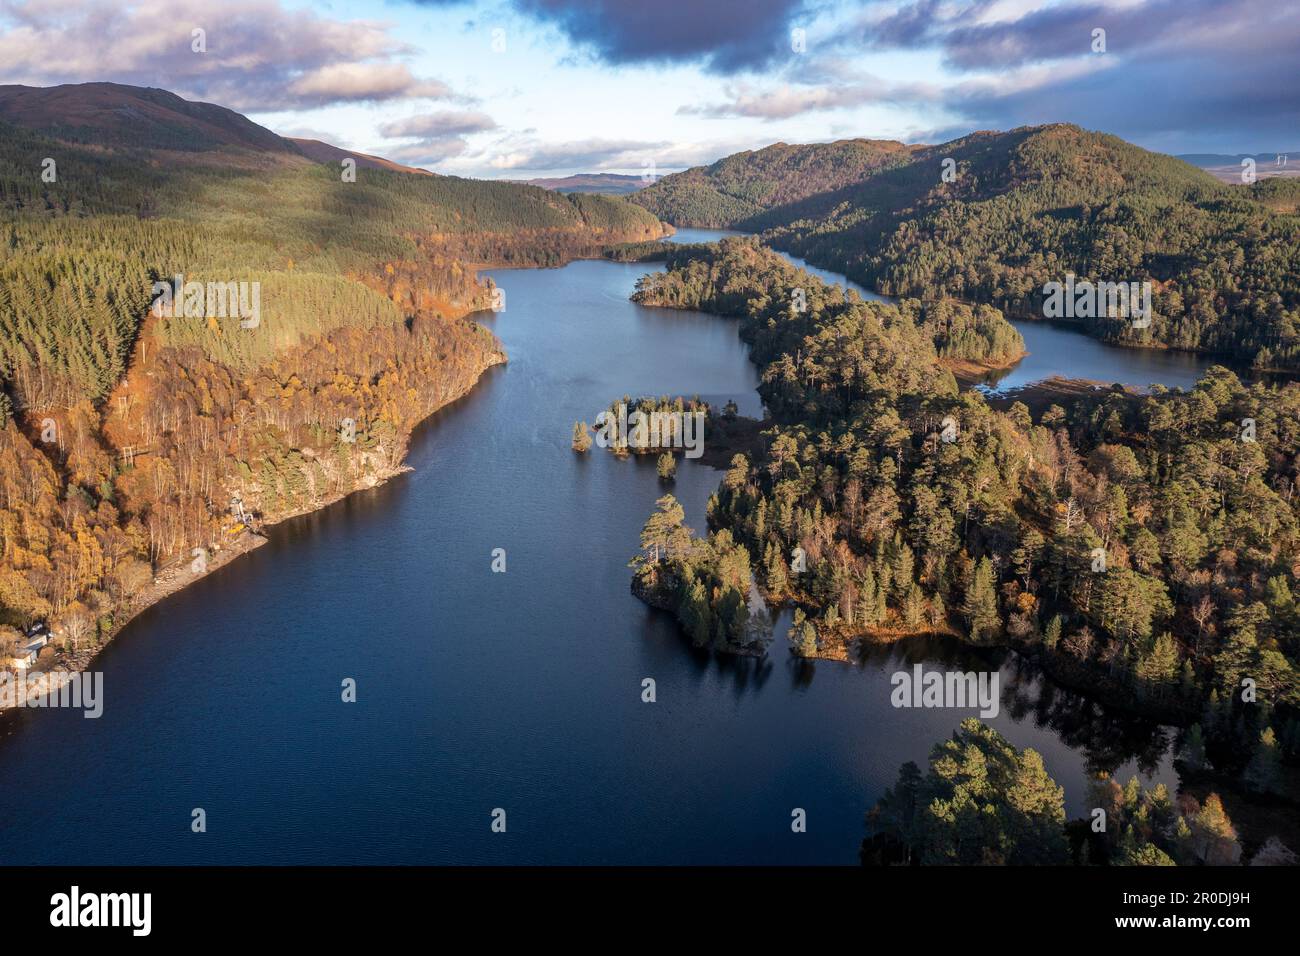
[
  {"x1": 631, "y1": 138, "x2": 919, "y2": 228},
  {"x1": 0, "y1": 119, "x2": 665, "y2": 401},
  {"x1": 0, "y1": 82, "x2": 666, "y2": 659},
  {"x1": 0, "y1": 82, "x2": 300, "y2": 153},
  {"x1": 640, "y1": 124, "x2": 1300, "y2": 371}
]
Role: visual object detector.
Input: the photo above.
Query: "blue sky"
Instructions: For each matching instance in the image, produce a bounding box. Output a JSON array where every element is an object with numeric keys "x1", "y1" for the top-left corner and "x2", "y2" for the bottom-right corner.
[{"x1": 0, "y1": 0, "x2": 1294, "y2": 178}]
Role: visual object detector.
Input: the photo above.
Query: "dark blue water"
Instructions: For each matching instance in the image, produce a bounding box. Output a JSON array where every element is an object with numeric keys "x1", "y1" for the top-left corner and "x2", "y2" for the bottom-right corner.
[
  {"x1": 978, "y1": 319, "x2": 1216, "y2": 393},
  {"x1": 0, "y1": 229, "x2": 1182, "y2": 865}
]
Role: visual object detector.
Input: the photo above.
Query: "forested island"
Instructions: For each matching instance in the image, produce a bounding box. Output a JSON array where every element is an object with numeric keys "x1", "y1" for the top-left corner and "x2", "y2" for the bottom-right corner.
[{"x1": 626, "y1": 237, "x2": 1300, "y2": 862}]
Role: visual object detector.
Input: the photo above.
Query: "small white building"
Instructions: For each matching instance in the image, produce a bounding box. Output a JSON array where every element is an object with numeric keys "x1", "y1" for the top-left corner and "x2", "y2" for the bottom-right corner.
[
  {"x1": 9, "y1": 645, "x2": 38, "y2": 670},
  {"x1": 9, "y1": 630, "x2": 48, "y2": 670}
]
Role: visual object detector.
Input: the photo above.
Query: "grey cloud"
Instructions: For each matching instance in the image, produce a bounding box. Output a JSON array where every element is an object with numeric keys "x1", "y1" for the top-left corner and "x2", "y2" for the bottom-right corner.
[
  {"x1": 708, "y1": 0, "x2": 1298, "y2": 151},
  {"x1": 413, "y1": 0, "x2": 813, "y2": 74}
]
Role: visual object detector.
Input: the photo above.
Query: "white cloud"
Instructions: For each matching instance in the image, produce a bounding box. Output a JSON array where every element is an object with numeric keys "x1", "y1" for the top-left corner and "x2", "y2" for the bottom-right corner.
[
  {"x1": 286, "y1": 63, "x2": 452, "y2": 105},
  {"x1": 431, "y1": 131, "x2": 759, "y2": 178},
  {"x1": 378, "y1": 111, "x2": 498, "y2": 138},
  {"x1": 680, "y1": 75, "x2": 945, "y2": 121}
]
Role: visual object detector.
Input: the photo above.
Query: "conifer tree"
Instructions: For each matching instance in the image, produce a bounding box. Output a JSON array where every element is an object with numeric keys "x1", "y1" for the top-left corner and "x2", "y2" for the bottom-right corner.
[{"x1": 963, "y1": 557, "x2": 1001, "y2": 642}]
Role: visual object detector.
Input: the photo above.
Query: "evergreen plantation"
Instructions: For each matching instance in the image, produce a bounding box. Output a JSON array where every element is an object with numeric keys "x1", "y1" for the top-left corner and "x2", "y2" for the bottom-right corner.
[{"x1": 0, "y1": 115, "x2": 665, "y2": 403}]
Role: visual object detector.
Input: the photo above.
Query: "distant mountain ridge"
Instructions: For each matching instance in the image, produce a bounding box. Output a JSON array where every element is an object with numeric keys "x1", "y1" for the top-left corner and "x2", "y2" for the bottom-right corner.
[
  {"x1": 1177, "y1": 152, "x2": 1298, "y2": 167},
  {"x1": 522, "y1": 173, "x2": 644, "y2": 194},
  {"x1": 1176, "y1": 151, "x2": 1300, "y2": 184}
]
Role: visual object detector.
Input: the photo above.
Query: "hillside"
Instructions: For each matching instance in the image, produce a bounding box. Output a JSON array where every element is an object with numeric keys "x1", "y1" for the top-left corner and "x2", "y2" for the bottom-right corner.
[
  {"x1": 0, "y1": 82, "x2": 298, "y2": 153},
  {"x1": 767, "y1": 126, "x2": 1300, "y2": 368},
  {"x1": 630, "y1": 138, "x2": 919, "y2": 228},
  {"x1": 648, "y1": 125, "x2": 1300, "y2": 371},
  {"x1": 0, "y1": 82, "x2": 667, "y2": 650}
]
